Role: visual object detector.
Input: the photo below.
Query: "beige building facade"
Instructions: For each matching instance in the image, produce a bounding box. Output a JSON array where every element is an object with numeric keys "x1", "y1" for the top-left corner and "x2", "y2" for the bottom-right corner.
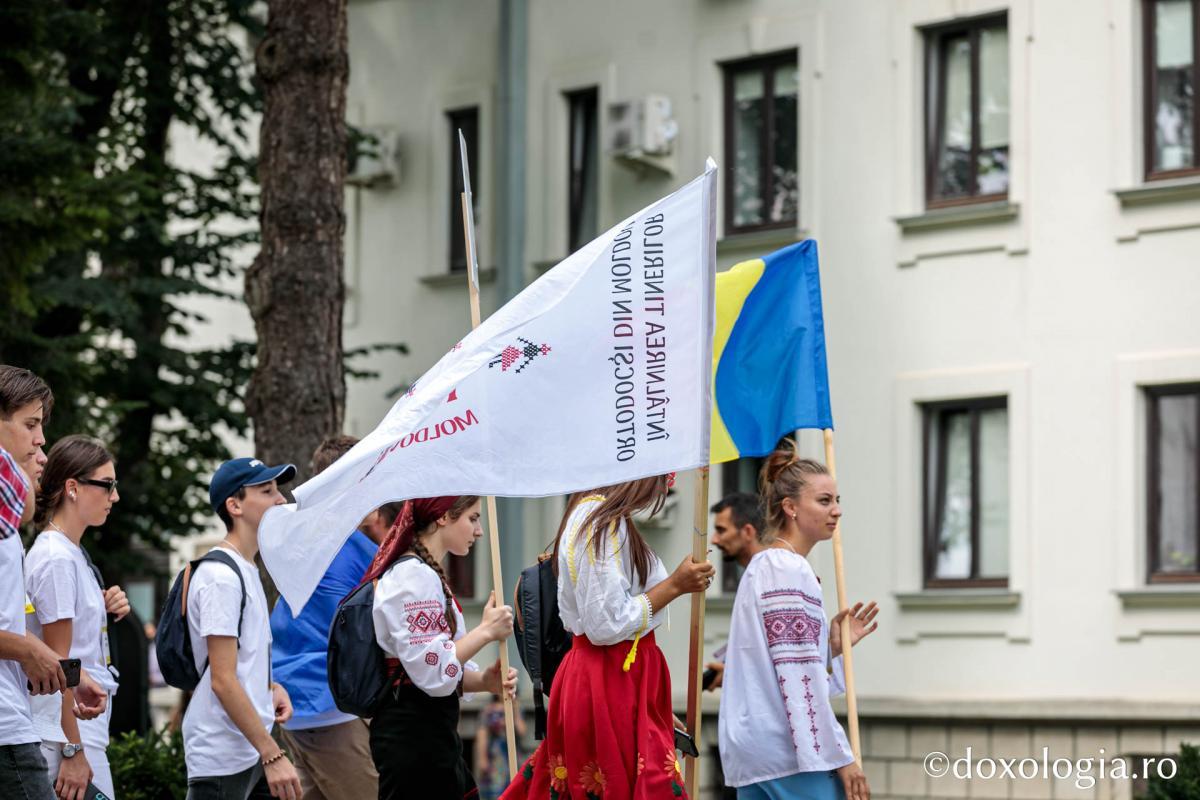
[{"x1": 177, "y1": 0, "x2": 1200, "y2": 797}]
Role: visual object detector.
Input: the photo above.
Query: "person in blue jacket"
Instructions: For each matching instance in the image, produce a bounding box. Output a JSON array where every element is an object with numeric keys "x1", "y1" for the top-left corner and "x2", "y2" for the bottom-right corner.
[{"x1": 269, "y1": 435, "x2": 400, "y2": 800}]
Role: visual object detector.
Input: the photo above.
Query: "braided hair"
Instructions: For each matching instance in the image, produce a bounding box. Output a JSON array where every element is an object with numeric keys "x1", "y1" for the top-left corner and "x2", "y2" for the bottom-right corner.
[{"x1": 409, "y1": 495, "x2": 478, "y2": 637}]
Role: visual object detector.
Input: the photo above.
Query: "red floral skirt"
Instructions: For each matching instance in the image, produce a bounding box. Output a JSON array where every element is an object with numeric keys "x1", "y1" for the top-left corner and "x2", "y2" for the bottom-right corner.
[{"x1": 501, "y1": 632, "x2": 686, "y2": 800}]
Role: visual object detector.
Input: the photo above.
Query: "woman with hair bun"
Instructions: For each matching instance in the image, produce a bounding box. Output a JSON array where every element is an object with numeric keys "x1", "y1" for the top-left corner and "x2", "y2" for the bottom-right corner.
[
  {"x1": 503, "y1": 474, "x2": 715, "y2": 800},
  {"x1": 717, "y1": 442, "x2": 878, "y2": 800},
  {"x1": 26, "y1": 435, "x2": 131, "y2": 800},
  {"x1": 364, "y1": 495, "x2": 517, "y2": 800}
]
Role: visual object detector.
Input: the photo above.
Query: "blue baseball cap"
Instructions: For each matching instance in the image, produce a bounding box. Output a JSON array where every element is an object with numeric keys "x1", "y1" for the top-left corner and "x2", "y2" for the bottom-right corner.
[{"x1": 209, "y1": 457, "x2": 297, "y2": 513}]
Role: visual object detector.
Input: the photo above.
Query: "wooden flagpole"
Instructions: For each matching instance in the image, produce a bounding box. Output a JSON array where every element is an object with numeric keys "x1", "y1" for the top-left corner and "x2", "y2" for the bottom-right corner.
[
  {"x1": 459, "y1": 133, "x2": 519, "y2": 778},
  {"x1": 683, "y1": 466, "x2": 710, "y2": 798},
  {"x1": 824, "y1": 428, "x2": 862, "y2": 762}
]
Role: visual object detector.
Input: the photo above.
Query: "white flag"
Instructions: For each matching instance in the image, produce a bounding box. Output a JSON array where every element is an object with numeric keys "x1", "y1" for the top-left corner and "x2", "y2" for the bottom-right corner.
[{"x1": 261, "y1": 161, "x2": 718, "y2": 613}]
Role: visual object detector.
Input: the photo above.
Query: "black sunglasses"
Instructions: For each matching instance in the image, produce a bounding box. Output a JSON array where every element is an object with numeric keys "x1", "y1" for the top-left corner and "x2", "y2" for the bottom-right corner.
[{"x1": 77, "y1": 477, "x2": 119, "y2": 495}]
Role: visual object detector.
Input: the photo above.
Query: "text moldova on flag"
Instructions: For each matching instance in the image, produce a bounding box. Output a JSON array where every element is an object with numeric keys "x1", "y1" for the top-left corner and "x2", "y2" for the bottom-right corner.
[
  {"x1": 709, "y1": 239, "x2": 833, "y2": 464},
  {"x1": 262, "y1": 162, "x2": 719, "y2": 613}
]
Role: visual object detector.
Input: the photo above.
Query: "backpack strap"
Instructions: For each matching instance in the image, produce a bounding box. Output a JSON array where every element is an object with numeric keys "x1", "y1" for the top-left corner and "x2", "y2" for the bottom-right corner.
[
  {"x1": 516, "y1": 564, "x2": 548, "y2": 739},
  {"x1": 184, "y1": 549, "x2": 248, "y2": 678},
  {"x1": 193, "y1": 549, "x2": 247, "y2": 638},
  {"x1": 78, "y1": 545, "x2": 119, "y2": 677}
]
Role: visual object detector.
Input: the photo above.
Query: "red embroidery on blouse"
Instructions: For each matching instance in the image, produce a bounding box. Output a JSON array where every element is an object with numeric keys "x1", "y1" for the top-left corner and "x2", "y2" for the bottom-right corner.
[
  {"x1": 445, "y1": 663, "x2": 459, "y2": 678},
  {"x1": 425, "y1": 652, "x2": 439, "y2": 666},
  {"x1": 801, "y1": 674, "x2": 820, "y2": 753},
  {"x1": 762, "y1": 608, "x2": 822, "y2": 648}
]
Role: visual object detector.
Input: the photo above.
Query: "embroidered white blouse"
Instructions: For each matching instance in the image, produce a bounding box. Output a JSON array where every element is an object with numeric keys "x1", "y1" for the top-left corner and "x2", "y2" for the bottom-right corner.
[
  {"x1": 718, "y1": 549, "x2": 855, "y2": 786},
  {"x1": 372, "y1": 558, "x2": 474, "y2": 698},
  {"x1": 557, "y1": 495, "x2": 669, "y2": 645}
]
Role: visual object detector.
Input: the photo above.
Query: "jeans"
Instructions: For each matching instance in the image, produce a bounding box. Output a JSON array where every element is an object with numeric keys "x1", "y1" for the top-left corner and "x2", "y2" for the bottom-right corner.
[
  {"x1": 185, "y1": 762, "x2": 272, "y2": 800},
  {"x1": 0, "y1": 742, "x2": 55, "y2": 800}
]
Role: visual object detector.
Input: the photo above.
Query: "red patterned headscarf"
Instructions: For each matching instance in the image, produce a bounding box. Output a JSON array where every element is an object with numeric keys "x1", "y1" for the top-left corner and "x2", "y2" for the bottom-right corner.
[{"x1": 361, "y1": 495, "x2": 459, "y2": 584}]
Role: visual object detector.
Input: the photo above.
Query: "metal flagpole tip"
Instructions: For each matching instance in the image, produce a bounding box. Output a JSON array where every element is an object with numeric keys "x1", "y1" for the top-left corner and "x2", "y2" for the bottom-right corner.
[
  {"x1": 457, "y1": 128, "x2": 480, "y2": 290},
  {"x1": 457, "y1": 129, "x2": 473, "y2": 197}
]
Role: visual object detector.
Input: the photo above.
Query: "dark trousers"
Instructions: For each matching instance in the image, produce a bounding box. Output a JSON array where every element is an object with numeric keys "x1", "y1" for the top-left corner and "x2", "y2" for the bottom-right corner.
[
  {"x1": 0, "y1": 743, "x2": 54, "y2": 800},
  {"x1": 186, "y1": 762, "x2": 272, "y2": 800},
  {"x1": 370, "y1": 683, "x2": 477, "y2": 800}
]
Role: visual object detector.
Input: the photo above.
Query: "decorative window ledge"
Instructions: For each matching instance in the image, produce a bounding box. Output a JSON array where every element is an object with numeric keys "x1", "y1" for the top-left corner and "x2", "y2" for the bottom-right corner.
[
  {"x1": 1115, "y1": 587, "x2": 1200, "y2": 610},
  {"x1": 830, "y1": 696, "x2": 1200, "y2": 723},
  {"x1": 419, "y1": 266, "x2": 497, "y2": 288},
  {"x1": 1113, "y1": 176, "x2": 1200, "y2": 207},
  {"x1": 893, "y1": 201, "x2": 1020, "y2": 234},
  {"x1": 894, "y1": 589, "x2": 1021, "y2": 611},
  {"x1": 717, "y1": 227, "x2": 808, "y2": 255}
]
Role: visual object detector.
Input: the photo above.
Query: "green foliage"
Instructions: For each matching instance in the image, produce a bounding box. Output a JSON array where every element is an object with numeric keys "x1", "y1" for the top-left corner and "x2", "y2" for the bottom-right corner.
[
  {"x1": 0, "y1": 0, "x2": 264, "y2": 580},
  {"x1": 1144, "y1": 742, "x2": 1200, "y2": 800},
  {"x1": 107, "y1": 728, "x2": 188, "y2": 800}
]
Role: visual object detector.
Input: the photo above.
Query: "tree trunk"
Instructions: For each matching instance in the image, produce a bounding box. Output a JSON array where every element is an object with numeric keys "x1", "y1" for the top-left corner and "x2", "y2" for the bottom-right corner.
[{"x1": 247, "y1": 0, "x2": 348, "y2": 484}]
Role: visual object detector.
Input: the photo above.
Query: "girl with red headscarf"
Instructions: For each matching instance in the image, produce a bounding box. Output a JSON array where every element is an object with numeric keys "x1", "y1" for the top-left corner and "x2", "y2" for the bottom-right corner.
[
  {"x1": 502, "y1": 476, "x2": 714, "y2": 800},
  {"x1": 364, "y1": 495, "x2": 516, "y2": 800}
]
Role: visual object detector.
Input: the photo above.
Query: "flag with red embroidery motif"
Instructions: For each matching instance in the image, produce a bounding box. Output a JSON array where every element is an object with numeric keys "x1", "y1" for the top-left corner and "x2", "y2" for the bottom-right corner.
[{"x1": 262, "y1": 162, "x2": 718, "y2": 613}]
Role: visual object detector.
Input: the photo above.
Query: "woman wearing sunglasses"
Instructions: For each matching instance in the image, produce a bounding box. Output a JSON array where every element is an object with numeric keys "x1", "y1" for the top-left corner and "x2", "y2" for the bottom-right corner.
[{"x1": 26, "y1": 435, "x2": 130, "y2": 800}]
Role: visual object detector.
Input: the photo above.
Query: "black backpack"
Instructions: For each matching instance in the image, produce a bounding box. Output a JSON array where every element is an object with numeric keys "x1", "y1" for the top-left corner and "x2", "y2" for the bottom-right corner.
[
  {"x1": 327, "y1": 555, "x2": 417, "y2": 717},
  {"x1": 513, "y1": 554, "x2": 572, "y2": 739},
  {"x1": 156, "y1": 550, "x2": 246, "y2": 692}
]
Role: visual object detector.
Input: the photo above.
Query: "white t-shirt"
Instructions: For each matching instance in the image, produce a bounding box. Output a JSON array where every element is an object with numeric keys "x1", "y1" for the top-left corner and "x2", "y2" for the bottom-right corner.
[
  {"x1": 25, "y1": 530, "x2": 118, "y2": 749},
  {"x1": 182, "y1": 546, "x2": 273, "y2": 779},
  {"x1": 0, "y1": 533, "x2": 36, "y2": 746}
]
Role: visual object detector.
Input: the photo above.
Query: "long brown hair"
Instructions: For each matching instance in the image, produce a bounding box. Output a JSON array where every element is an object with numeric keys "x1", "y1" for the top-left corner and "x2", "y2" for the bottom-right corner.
[
  {"x1": 759, "y1": 439, "x2": 829, "y2": 534},
  {"x1": 36, "y1": 435, "x2": 114, "y2": 530},
  {"x1": 552, "y1": 475, "x2": 668, "y2": 585}
]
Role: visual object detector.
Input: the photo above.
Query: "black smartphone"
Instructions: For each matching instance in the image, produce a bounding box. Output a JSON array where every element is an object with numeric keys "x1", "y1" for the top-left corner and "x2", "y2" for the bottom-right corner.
[
  {"x1": 674, "y1": 728, "x2": 700, "y2": 758},
  {"x1": 84, "y1": 783, "x2": 112, "y2": 800},
  {"x1": 25, "y1": 658, "x2": 81, "y2": 693},
  {"x1": 701, "y1": 666, "x2": 718, "y2": 691},
  {"x1": 61, "y1": 658, "x2": 81, "y2": 688}
]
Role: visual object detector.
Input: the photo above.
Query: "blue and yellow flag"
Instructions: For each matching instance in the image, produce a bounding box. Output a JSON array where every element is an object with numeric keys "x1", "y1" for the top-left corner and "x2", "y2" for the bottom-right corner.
[{"x1": 710, "y1": 240, "x2": 832, "y2": 464}]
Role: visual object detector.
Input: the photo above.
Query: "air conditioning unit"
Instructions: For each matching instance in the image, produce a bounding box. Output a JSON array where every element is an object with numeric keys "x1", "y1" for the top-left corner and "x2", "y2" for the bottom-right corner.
[
  {"x1": 631, "y1": 489, "x2": 679, "y2": 531},
  {"x1": 347, "y1": 125, "x2": 400, "y2": 189},
  {"x1": 607, "y1": 95, "x2": 678, "y2": 175}
]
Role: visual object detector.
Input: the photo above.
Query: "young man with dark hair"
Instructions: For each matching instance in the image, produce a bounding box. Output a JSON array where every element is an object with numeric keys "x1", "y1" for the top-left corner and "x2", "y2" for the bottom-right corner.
[
  {"x1": 269, "y1": 435, "x2": 392, "y2": 800},
  {"x1": 0, "y1": 366, "x2": 69, "y2": 800},
  {"x1": 710, "y1": 492, "x2": 766, "y2": 568},
  {"x1": 184, "y1": 458, "x2": 302, "y2": 800},
  {"x1": 705, "y1": 491, "x2": 767, "y2": 693}
]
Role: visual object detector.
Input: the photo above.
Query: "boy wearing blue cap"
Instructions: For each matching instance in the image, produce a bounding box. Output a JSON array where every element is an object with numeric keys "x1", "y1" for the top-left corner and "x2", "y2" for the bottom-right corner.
[{"x1": 184, "y1": 458, "x2": 303, "y2": 800}]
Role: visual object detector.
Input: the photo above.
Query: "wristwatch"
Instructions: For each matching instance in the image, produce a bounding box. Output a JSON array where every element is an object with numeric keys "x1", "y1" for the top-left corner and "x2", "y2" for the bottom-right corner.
[{"x1": 61, "y1": 742, "x2": 83, "y2": 758}]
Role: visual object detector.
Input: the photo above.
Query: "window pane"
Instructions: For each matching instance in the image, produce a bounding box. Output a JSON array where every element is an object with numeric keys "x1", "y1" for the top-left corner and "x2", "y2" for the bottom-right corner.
[
  {"x1": 1153, "y1": 0, "x2": 1195, "y2": 171},
  {"x1": 770, "y1": 64, "x2": 800, "y2": 225},
  {"x1": 731, "y1": 70, "x2": 765, "y2": 228},
  {"x1": 1156, "y1": 393, "x2": 1198, "y2": 573},
  {"x1": 449, "y1": 108, "x2": 479, "y2": 273},
  {"x1": 978, "y1": 25, "x2": 1010, "y2": 195},
  {"x1": 446, "y1": 553, "x2": 476, "y2": 598},
  {"x1": 978, "y1": 408, "x2": 1009, "y2": 578},
  {"x1": 567, "y1": 88, "x2": 600, "y2": 252},
  {"x1": 935, "y1": 411, "x2": 973, "y2": 579},
  {"x1": 935, "y1": 34, "x2": 974, "y2": 200}
]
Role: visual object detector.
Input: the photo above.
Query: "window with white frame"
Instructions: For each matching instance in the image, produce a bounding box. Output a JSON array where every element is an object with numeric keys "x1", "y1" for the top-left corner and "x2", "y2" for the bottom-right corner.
[
  {"x1": 566, "y1": 87, "x2": 600, "y2": 253},
  {"x1": 1144, "y1": 0, "x2": 1199, "y2": 179},
  {"x1": 923, "y1": 13, "x2": 1010, "y2": 207},
  {"x1": 1145, "y1": 383, "x2": 1200, "y2": 581},
  {"x1": 922, "y1": 397, "x2": 1009, "y2": 587},
  {"x1": 722, "y1": 50, "x2": 800, "y2": 235}
]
